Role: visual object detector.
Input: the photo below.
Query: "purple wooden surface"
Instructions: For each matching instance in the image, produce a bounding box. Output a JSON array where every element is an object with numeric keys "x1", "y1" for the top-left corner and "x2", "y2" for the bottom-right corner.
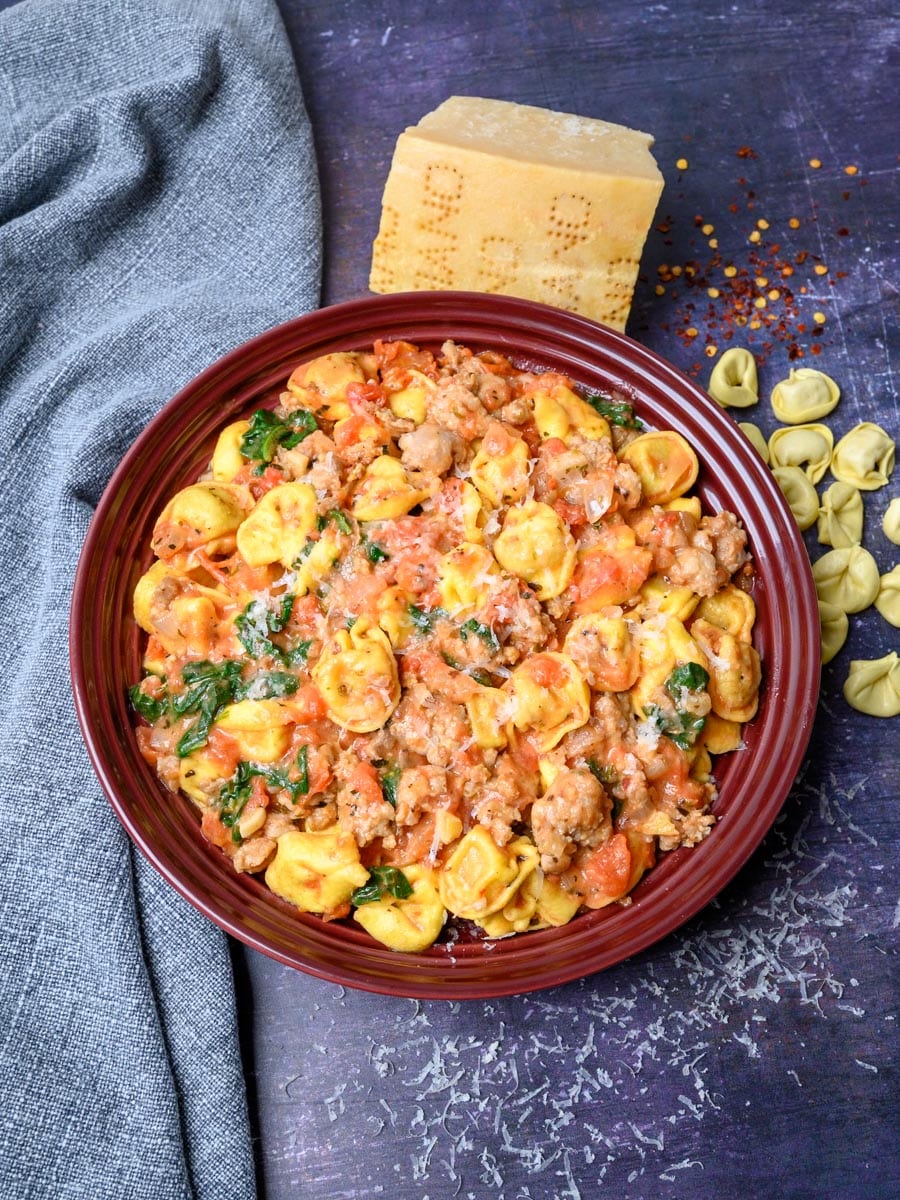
[{"x1": 238, "y1": 1, "x2": 898, "y2": 1196}]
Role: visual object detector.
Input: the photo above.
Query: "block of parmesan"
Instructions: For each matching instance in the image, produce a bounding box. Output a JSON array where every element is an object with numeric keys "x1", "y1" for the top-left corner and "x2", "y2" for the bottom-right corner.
[{"x1": 369, "y1": 96, "x2": 664, "y2": 332}]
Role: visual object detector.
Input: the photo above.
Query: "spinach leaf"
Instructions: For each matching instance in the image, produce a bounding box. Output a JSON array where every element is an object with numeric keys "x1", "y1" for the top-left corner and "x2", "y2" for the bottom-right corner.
[
  {"x1": 351, "y1": 866, "x2": 414, "y2": 907},
  {"x1": 328, "y1": 508, "x2": 353, "y2": 535},
  {"x1": 643, "y1": 703, "x2": 706, "y2": 752},
  {"x1": 239, "y1": 408, "x2": 317, "y2": 464},
  {"x1": 363, "y1": 537, "x2": 390, "y2": 564},
  {"x1": 234, "y1": 670, "x2": 299, "y2": 701},
  {"x1": 586, "y1": 758, "x2": 617, "y2": 787},
  {"x1": 173, "y1": 660, "x2": 244, "y2": 757},
  {"x1": 129, "y1": 683, "x2": 167, "y2": 723},
  {"x1": 459, "y1": 618, "x2": 500, "y2": 654},
  {"x1": 235, "y1": 595, "x2": 299, "y2": 665},
  {"x1": 408, "y1": 604, "x2": 448, "y2": 634},
  {"x1": 584, "y1": 394, "x2": 643, "y2": 430},
  {"x1": 665, "y1": 662, "x2": 710, "y2": 695},
  {"x1": 295, "y1": 745, "x2": 309, "y2": 797},
  {"x1": 380, "y1": 765, "x2": 402, "y2": 808}
]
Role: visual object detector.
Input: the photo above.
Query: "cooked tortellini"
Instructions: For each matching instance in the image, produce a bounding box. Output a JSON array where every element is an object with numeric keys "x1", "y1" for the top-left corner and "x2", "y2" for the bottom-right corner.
[
  {"x1": 874, "y1": 565, "x2": 900, "y2": 627},
  {"x1": 211, "y1": 419, "x2": 252, "y2": 482},
  {"x1": 817, "y1": 481, "x2": 863, "y2": 548},
  {"x1": 772, "y1": 465, "x2": 819, "y2": 530},
  {"x1": 493, "y1": 500, "x2": 576, "y2": 600},
  {"x1": 770, "y1": 368, "x2": 840, "y2": 423},
  {"x1": 312, "y1": 617, "x2": 400, "y2": 732},
  {"x1": 352, "y1": 454, "x2": 438, "y2": 520},
  {"x1": 152, "y1": 481, "x2": 252, "y2": 558},
  {"x1": 438, "y1": 827, "x2": 539, "y2": 921},
  {"x1": 215, "y1": 698, "x2": 295, "y2": 762},
  {"x1": 469, "y1": 426, "x2": 530, "y2": 506},
  {"x1": 285, "y1": 351, "x2": 368, "y2": 422},
  {"x1": 438, "y1": 542, "x2": 501, "y2": 612},
  {"x1": 353, "y1": 864, "x2": 446, "y2": 952},
  {"x1": 690, "y1": 618, "x2": 760, "y2": 723},
  {"x1": 708, "y1": 347, "x2": 758, "y2": 408},
  {"x1": 830, "y1": 423, "x2": 895, "y2": 491},
  {"x1": 812, "y1": 546, "x2": 881, "y2": 613},
  {"x1": 531, "y1": 380, "x2": 611, "y2": 442},
  {"x1": 818, "y1": 600, "x2": 849, "y2": 665},
  {"x1": 695, "y1": 585, "x2": 756, "y2": 643},
  {"x1": 842, "y1": 652, "x2": 900, "y2": 718},
  {"x1": 738, "y1": 421, "x2": 770, "y2": 463},
  {"x1": 505, "y1": 653, "x2": 590, "y2": 751},
  {"x1": 768, "y1": 423, "x2": 833, "y2": 485},
  {"x1": 883, "y1": 498, "x2": 900, "y2": 545},
  {"x1": 266, "y1": 828, "x2": 370, "y2": 914},
  {"x1": 236, "y1": 482, "x2": 318, "y2": 568},
  {"x1": 619, "y1": 430, "x2": 699, "y2": 504},
  {"x1": 130, "y1": 338, "x2": 764, "y2": 955}
]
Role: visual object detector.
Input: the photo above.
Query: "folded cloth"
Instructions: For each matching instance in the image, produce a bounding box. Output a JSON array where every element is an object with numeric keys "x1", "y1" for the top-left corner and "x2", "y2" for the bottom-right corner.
[{"x1": 0, "y1": 0, "x2": 321, "y2": 1195}]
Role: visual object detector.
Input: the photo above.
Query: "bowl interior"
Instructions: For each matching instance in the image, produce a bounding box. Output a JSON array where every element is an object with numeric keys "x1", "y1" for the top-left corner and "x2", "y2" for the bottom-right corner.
[{"x1": 70, "y1": 292, "x2": 820, "y2": 999}]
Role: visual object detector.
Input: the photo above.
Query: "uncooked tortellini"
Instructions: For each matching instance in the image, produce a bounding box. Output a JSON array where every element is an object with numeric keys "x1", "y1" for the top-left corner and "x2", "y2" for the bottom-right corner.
[
  {"x1": 708, "y1": 347, "x2": 758, "y2": 408},
  {"x1": 831, "y1": 423, "x2": 895, "y2": 491},
  {"x1": 768, "y1": 424, "x2": 833, "y2": 485},
  {"x1": 818, "y1": 600, "x2": 849, "y2": 665},
  {"x1": 842, "y1": 652, "x2": 900, "y2": 718},
  {"x1": 772, "y1": 465, "x2": 819, "y2": 530},
  {"x1": 884, "y1": 498, "x2": 900, "y2": 545},
  {"x1": 817, "y1": 481, "x2": 863, "y2": 548},
  {"x1": 812, "y1": 546, "x2": 880, "y2": 613},
  {"x1": 738, "y1": 421, "x2": 769, "y2": 463},
  {"x1": 770, "y1": 368, "x2": 840, "y2": 424},
  {"x1": 875, "y1": 565, "x2": 900, "y2": 628}
]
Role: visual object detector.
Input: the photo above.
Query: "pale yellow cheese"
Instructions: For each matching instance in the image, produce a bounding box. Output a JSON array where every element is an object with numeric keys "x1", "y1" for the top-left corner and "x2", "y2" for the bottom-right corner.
[{"x1": 369, "y1": 96, "x2": 664, "y2": 331}]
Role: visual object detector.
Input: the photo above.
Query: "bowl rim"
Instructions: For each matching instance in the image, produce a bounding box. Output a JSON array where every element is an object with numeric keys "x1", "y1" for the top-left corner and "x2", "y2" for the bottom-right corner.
[{"x1": 70, "y1": 290, "x2": 820, "y2": 999}]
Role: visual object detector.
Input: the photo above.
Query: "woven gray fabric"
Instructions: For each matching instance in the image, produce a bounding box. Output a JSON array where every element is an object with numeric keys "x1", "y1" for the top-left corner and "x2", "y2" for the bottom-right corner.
[{"x1": 0, "y1": 1, "x2": 321, "y2": 1196}]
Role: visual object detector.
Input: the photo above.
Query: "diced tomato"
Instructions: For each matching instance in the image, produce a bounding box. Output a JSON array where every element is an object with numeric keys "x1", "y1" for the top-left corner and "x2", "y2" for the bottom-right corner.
[
  {"x1": 528, "y1": 654, "x2": 567, "y2": 689},
  {"x1": 580, "y1": 834, "x2": 632, "y2": 905},
  {"x1": 246, "y1": 773, "x2": 270, "y2": 811},
  {"x1": 346, "y1": 380, "x2": 387, "y2": 411},
  {"x1": 231, "y1": 463, "x2": 286, "y2": 500},
  {"x1": 346, "y1": 761, "x2": 384, "y2": 807},
  {"x1": 201, "y1": 809, "x2": 231, "y2": 849},
  {"x1": 553, "y1": 499, "x2": 587, "y2": 530},
  {"x1": 571, "y1": 541, "x2": 653, "y2": 613},
  {"x1": 333, "y1": 411, "x2": 388, "y2": 450},
  {"x1": 205, "y1": 728, "x2": 242, "y2": 776},
  {"x1": 288, "y1": 684, "x2": 328, "y2": 722}
]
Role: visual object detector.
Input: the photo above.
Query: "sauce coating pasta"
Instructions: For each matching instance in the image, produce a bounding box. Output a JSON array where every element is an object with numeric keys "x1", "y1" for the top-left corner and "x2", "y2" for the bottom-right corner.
[{"x1": 130, "y1": 340, "x2": 761, "y2": 951}]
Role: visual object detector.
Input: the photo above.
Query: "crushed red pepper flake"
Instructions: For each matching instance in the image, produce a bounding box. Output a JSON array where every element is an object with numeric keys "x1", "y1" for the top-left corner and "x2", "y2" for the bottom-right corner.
[{"x1": 642, "y1": 145, "x2": 863, "y2": 371}]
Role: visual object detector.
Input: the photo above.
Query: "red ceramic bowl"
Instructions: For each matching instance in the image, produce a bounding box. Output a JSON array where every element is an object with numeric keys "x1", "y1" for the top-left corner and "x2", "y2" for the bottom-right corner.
[{"x1": 70, "y1": 292, "x2": 820, "y2": 999}]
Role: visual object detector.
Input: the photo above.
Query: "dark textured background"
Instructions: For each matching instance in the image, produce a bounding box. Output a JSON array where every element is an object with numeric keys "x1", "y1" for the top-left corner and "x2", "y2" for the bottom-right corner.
[
  {"x1": 6, "y1": 0, "x2": 892, "y2": 1194},
  {"x1": 239, "y1": 3, "x2": 898, "y2": 1197}
]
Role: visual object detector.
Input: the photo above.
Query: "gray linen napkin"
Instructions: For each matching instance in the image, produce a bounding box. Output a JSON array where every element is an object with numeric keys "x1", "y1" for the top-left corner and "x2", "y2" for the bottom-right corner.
[{"x1": 0, "y1": 0, "x2": 321, "y2": 1195}]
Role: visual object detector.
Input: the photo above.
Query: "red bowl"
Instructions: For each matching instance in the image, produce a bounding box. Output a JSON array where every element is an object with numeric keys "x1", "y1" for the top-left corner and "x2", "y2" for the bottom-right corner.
[{"x1": 70, "y1": 292, "x2": 819, "y2": 999}]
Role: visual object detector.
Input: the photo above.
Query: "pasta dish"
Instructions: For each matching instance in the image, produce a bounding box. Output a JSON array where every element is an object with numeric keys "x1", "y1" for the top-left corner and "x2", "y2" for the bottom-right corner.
[{"x1": 130, "y1": 339, "x2": 761, "y2": 952}]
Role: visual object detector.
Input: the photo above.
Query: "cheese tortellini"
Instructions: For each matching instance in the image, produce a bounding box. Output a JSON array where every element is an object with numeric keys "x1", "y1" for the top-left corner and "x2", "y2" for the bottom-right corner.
[
  {"x1": 817, "y1": 481, "x2": 864, "y2": 548},
  {"x1": 768, "y1": 424, "x2": 834, "y2": 485},
  {"x1": 493, "y1": 500, "x2": 576, "y2": 599},
  {"x1": 874, "y1": 565, "x2": 900, "y2": 627},
  {"x1": 831, "y1": 423, "x2": 895, "y2": 491},
  {"x1": 708, "y1": 347, "x2": 758, "y2": 408},
  {"x1": 842, "y1": 652, "x2": 900, "y2": 718},
  {"x1": 312, "y1": 617, "x2": 401, "y2": 732},
  {"x1": 770, "y1": 368, "x2": 840, "y2": 424},
  {"x1": 812, "y1": 546, "x2": 881, "y2": 614},
  {"x1": 772, "y1": 465, "x2": 819, "y2": 531}
]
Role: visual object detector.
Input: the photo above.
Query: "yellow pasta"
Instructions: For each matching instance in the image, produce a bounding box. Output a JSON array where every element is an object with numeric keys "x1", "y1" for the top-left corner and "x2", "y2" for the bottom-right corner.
[
  {"x1": 831, "y1": 423, "x2": 895, "y2": 491},
  {"x1": 770, "y1": 367, "x2": 840, "y2": 423}
]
